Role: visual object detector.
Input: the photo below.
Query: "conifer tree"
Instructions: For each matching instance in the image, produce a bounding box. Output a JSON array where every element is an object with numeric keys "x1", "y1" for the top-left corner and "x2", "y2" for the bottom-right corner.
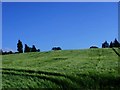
[
  {"x1": 24, "y1": 44, "x2": 30, "y2": 52},
  {"x1": 17, "y1": 40, "x2": 23, "y2": 53},
  {"x1": 31, "y1": 45, "x2": 37, "y2": 52}
]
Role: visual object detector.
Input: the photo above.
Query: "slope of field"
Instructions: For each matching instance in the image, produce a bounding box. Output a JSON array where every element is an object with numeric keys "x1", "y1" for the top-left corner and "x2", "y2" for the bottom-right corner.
[{"x1": 1, "y1": 48, "x2": 120, "y2": 89}]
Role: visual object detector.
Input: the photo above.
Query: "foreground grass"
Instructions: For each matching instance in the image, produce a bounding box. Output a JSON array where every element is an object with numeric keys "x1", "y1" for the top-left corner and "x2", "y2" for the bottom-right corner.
[{"x1": 1, "y1": 48, "x2": 120, "y2": 89}]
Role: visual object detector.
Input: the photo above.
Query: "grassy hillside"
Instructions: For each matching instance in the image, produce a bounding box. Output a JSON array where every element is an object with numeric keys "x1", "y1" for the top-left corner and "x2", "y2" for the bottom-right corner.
[{"x1": 1, "y1": 48, "x2": 120, "y2": 89}]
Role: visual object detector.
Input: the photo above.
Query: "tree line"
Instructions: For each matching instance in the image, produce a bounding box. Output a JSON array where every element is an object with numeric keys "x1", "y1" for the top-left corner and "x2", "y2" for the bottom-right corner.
[
  {"x1": 1, "y1": 40, "x2": 62, "y2": 55},
  {"x1": 102, "y1": 38, "x2": 120, "y2": 48},
  {"x1": 17, "y1": 40, "x2": 61, "y2": 53},
  {"x1": 17, "y1": 40, "x2": 40, "y2": 53},
  {"x1": 1, "y1": 38, "x2": 120, "y2": 55},
  {"x1": 90, "y1": 38, "x2": 120, "y2": 49}
]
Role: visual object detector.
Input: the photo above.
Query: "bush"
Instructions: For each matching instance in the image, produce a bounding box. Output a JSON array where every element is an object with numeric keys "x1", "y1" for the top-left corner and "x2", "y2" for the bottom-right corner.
[
  {"x1": 90, "y1": 46, "x2": 98, "y2": 49},
  {"x1": 52, "y1": 47, "x2": 62, "y2": 51}
]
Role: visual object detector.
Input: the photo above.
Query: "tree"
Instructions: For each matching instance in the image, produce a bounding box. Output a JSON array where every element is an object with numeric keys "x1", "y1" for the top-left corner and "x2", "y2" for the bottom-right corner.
[
  {"x1": 17, "y1": 40, "x2": 23, "y2": 53},
  {"x1": 37, "y1": 49, "x2": 40, "y2": 52},
  {"x1": 31, "y1": 45, "x2": 37, "y2": 52},
  {"x1": 0, "y1": 49, "x2": 3, "y2": 55},
  {"x1": 113, "y1": 38, "x2": 120, "y2": 47},
  {"x1": 102, "y1": 41, "x2": 109, "y2": 48},
  {"x1": 8, "y1": 51, "x2": 13, "y2": 54},
  {"x1": 52, "y1": 47, "x2": 62, "y2": 50},
  {"x1": 57, "y1": 47, "x2": 62, "y2": 50},
  {"x1": 24, "y1": 44, "x2": 30, "y2": 52},
  {"x1": 109, "y1": 41, "x2": 113, "y2": 48}
]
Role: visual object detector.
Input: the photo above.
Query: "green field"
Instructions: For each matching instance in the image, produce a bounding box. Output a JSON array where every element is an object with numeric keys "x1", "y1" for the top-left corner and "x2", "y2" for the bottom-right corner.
[{"x1": 1, "y1": 48, "x2": 120, "y2": 89}]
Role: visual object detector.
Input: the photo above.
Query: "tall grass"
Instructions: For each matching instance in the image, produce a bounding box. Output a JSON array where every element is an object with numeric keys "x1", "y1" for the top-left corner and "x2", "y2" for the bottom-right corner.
[{"x1": 1, "y1": 48, "x2": 120, "y2": 89}]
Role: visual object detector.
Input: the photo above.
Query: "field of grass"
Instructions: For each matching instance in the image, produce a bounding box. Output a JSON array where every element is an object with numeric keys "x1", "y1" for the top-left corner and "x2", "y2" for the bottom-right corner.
[{"x1": 1, "y1": 48, "x2": 120, "y2": 89}]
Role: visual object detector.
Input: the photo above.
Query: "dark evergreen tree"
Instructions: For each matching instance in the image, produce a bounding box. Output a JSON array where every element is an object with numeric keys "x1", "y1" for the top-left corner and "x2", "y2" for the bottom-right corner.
[
  {"x1": 109, "y1": 41, "x2": 113, "y2": 48},
  {"x1": 17, "y1": 40, "x2": 23, "y2": 53},
  {"x1": 113, "y1": 38, "x2": 120, "y2": 47},
  {"x1": 31, "y1": 45, "x2": 37, "y2": 52},
  {"x1": 24, "y1": 44, "x2": 30, "y2": 52},
  {"x1": 102, "y1": 41, "x2": 109, "y2": 48}
]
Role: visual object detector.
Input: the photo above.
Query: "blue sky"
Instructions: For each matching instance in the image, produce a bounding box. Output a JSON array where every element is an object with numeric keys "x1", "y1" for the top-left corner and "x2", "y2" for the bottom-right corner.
[{"x1": 2, "y1": 2, "x2": 118, "y2": 52}]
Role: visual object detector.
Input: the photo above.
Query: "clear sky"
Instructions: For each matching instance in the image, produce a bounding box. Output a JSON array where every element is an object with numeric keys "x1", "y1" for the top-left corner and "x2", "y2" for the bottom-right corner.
[{"x1": 2, "y1": 2, "x2": 118, "y2": 52}]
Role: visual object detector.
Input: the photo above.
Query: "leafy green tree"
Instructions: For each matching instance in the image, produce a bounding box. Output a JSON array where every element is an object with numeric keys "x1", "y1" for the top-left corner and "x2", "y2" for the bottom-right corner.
[{"x1": 17, "y1": 40, "x2": 23, "y2": 53}]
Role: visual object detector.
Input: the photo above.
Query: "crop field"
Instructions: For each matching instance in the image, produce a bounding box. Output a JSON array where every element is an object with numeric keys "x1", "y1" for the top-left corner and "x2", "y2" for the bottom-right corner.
[{"x1": 1, "y1": 48, "x2": 120, "y2": 89}]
